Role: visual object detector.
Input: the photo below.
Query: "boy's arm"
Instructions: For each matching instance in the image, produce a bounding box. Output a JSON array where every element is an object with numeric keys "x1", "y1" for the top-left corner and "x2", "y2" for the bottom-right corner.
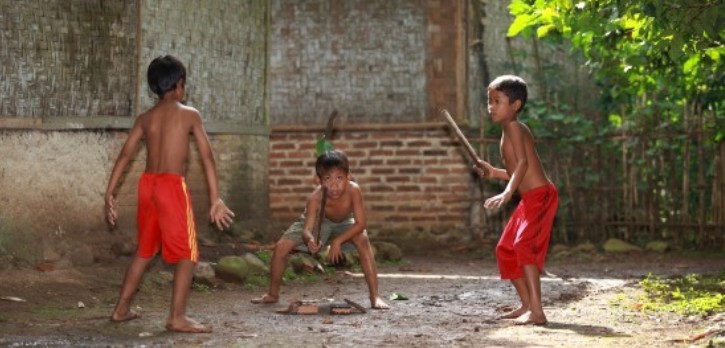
[
  {"x1": 300, "y1": 188, "x2": 323, "y2": 253},
  {"x1": 190, "y1": 111, "x2": 234, "y2": 230},
  {"x1": 104, "y1": 118, "x2": 144, "y2": 227},
  {"x1": 485, "y1": 122, "x2": 528, "y2": 209},
  {"x1": 474, "y1": 160, "x2": 510, "y2": 180}
]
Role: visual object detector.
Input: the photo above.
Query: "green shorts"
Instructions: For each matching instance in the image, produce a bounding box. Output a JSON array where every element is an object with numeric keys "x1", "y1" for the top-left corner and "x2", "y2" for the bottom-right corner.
[{"x1": 282, "y1": 214, "x2": 357, "y2": 252}]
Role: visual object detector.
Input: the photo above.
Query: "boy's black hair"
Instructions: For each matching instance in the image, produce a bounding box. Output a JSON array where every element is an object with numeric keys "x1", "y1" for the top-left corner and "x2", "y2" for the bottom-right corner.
[
  {"x1": 147, "y1": 55, "x2": 187, "y2": 98},
  {"x1": 488, "y1": 75, "x2": 528, "y2": 113},
  {"x1": 315, "y1": 150, "x2": 350, "y2": 177}
]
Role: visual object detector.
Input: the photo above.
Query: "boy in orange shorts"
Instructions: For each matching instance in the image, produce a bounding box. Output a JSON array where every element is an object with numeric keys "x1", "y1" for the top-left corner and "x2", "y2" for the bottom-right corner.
[
  {"x1": 104, "y1": 55, "x2": 234, "y2": 333},
  {"x1": 473, "y1": 75, "x2": 558, "y2": 325}
]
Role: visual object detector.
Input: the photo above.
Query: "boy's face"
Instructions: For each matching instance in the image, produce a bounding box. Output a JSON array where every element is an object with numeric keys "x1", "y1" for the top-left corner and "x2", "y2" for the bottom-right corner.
[
  {"x1": 487, "y1": 88, "x2": 520, "y2": 123},
  {"x1": 319, "y1": 167, "x2": 350, "y2": 199}
]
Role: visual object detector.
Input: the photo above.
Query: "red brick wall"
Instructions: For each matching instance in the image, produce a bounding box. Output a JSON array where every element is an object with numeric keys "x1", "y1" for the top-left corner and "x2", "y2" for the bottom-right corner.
[{"x1": 269, "y1": 124, "x2": 475, "y2": 245}]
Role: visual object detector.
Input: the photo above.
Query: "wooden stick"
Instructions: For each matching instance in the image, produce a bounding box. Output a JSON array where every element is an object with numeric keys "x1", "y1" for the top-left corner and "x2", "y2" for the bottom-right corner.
[
  {"x1": 441, "y1": 109, "x2": 488, "y2": 176},
  {"x1": 312, "y1": 186, "x2": 327, "y2": 253}
]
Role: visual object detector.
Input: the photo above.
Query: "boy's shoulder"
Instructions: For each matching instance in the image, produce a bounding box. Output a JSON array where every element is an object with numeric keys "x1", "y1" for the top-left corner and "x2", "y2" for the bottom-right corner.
[{"x1": 502, "y1": 120, "x2": 533, "y2": 135}]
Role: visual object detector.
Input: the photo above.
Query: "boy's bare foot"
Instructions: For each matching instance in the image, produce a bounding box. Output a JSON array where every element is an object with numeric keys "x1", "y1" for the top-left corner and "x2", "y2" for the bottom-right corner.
[
  {"x1": 371, "y1": 297, "x2": 390, "y2": 309},
  {"x1": 513, "y1": 311, "x2": 547, "y2": 326},
  {"x1": 165, "y1": 316, "x2": 212, "y2": 333},
  {"x1": 110, "y1": 310, "x2": 141, "y2": 322},
  {"x1": 498, "y1": 306, "x2": 528, "y2": 319},
  {"x1": 250, "y1": 294, "x2": 278, "y2": 304}
]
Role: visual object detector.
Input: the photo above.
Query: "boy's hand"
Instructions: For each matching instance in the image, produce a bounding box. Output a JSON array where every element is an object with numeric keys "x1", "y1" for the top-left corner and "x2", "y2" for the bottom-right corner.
[
  {"x1": 210, "y1": 199, "x2": 235, "y2": 231},
  {"x1": 327, "y1": 241, "x2": 343, "y2": 264},
  {"x1": 302, "y1": 233, "x2": 322, "y2": 253},
  {"x1": 484, "y1": 191, "x2": 513, "y2": 210},
  {"x1": 105, "y1": 194, "x2": 117, "y2": 227},
  {"x1": 473, "y1": 160, "x2": 493, "y2": 178}
]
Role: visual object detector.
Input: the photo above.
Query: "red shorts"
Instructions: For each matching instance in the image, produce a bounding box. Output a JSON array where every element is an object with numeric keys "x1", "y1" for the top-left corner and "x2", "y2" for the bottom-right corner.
[
  {"x1": 136, "y1": 173, "x2": 198, "y2": 264},
  {"x1": 496, "y1": 183, "x2": 558, "y2": 279}
]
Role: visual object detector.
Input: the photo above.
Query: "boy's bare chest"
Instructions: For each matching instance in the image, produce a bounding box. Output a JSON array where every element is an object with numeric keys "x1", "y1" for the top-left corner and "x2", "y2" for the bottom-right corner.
[{"x1": 324, "y1": 196, "x2": 354, "y2": 222}]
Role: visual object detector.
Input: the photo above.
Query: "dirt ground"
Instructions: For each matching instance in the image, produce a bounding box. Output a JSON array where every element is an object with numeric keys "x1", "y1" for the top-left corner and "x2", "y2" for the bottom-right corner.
[{"x1": 0, "y1": 250, "x2": 723, "y2": 348}]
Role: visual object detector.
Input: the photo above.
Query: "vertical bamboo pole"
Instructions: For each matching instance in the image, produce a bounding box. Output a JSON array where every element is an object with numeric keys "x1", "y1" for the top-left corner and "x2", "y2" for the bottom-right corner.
[
  {"x1": 478, "y1": 103, "x2": 486, "y2": 241},
  {"x1": 696, "y1": 102, "x2": 706, "y2": 246},
  {"x1": 683, "y1": 101, "x2": 691, "y2": 223},
  {"x1": 621, "y1": 105, "x2": 629, "y2": 237}
]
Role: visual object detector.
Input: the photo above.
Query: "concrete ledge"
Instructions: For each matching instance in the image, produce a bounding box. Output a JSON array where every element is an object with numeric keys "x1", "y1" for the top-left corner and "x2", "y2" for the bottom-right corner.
[{"x1": 0, "y1": 117, "x2": 269, "y2": 135}]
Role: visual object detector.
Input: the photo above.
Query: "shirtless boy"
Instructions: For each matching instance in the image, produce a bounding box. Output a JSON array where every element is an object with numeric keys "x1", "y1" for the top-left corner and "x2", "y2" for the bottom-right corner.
[
  {"x1": 252, "y1": 150, "x2": 389, "y2": 309},
  {"x1": 474, "y1": 75, "x2": 559, "y2": 325},
  {"x1": 104, "y1": 55, "x2": 234, "y2": 333}
]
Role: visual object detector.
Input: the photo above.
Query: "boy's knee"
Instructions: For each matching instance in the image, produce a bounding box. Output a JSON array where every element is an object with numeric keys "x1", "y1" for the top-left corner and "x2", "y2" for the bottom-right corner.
[
  {"x1": 351, "y1": 233, "x2": 370, "y2": 248},
  {"x1": 273, "y1": 238, "x2": 297, "y2": 254}
]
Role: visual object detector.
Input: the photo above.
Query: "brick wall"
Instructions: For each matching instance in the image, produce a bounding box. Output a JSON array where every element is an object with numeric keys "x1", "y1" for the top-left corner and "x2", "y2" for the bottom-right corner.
[{"x1": 269, "y1": 125, "x2": 478, "y2": 250}]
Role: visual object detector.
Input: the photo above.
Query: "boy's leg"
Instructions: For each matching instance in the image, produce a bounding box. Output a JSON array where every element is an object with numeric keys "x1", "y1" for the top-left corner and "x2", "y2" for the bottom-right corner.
[
  {"x1": 513, "y1": 264, "x2": 547, "y2": 325},
  {"x1": 111, "y1": 256, "x2": 153, "y2": 322},
  {"x1": 351, "y1": 233, "x2": 389, "y2": 309},
  {"x1": 165, "y1": 259, "x2": 211, "y2": 333},
  {"x1": 251, "y1": 238, "x2": 299, "y2": 304},
  {"x1": 499, "y1": 277, "x2": 530, "y2": 319}
]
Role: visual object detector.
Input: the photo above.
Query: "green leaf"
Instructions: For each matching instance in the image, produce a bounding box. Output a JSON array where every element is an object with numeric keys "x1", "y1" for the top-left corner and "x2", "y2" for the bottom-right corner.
[
  {"x1": 389, "y1": 292, "x2": 409, "y2": 301},
  {"x1": 315, "y1": 138, "x2": 334, "y2": 157},
  {"x1": 508, "y1": 13, "x2": 536, "y2": 37},
  {"x1": 537, "y1": 24, "x2": 557, "y2": 37},
  {"x1": 683, "y1": 54, "x2": 700, "y2": 74},
  {"x1": 508, "y1": 0, "x2": 530, "y2": 15}
]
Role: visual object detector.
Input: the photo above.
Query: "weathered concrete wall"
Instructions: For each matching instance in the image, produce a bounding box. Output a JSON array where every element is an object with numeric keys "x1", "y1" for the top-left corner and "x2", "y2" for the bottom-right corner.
[
  {"x1": 269, "y1": 0, "x2": 427, "y2": 125},
  {"x1": 0, "y1": 0, "x2": 270, "y2": 266},
  {"x1": 0, "y1": 131, "x2": 121, "y2": 265}
]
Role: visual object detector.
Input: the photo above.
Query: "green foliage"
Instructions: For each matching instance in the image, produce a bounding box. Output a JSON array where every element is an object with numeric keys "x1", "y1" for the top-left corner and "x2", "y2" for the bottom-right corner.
[
  {"x1": 638, "y1": 272, "x2": 725, "y2": 316},
  {"x1": 507, "y1": 0, "x2": 723, "y2": 109},
  {"x1": 498, "y1": 0, "x2": 723, "y2": 246},
  {"x1": 191, "y1": 282, "x2": 212, "y2": 293},
  {"x1": 254, "y1": 250, "x2": 272, "y2": 264}
]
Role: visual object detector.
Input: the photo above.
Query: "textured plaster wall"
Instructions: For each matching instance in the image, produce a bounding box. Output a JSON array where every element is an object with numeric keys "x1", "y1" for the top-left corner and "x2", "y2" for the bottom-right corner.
[
  {"x1": 0, "y1": 0, "x2": 137, "y2": 117},
  {"x1": 0, "y1": 0, "x2": 270, "y2": 264},
  {"x1": 269, "y1": 0, "x2": 427, "y2": 125},
  {"x1": 138, "y1": 0, "x2": 268, "y2": 125},
  {"x1": 0, "y1": 131, "x2": 121, "y2": 264}
]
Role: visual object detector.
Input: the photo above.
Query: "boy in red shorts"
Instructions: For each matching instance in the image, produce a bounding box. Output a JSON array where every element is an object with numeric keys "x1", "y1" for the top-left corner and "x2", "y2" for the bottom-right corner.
[
  {"x1": 104, "y1": 55, "x2": 234, "y2": 333},
  {"x1": 473, "y1": 75, "x2": 558, "y2": 325}
]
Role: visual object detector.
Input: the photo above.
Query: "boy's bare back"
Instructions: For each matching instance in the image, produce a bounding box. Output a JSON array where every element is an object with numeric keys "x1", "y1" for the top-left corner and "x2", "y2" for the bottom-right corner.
[
  {"x1": 136, "y1": 100, "x2": 206, "y2": 175},
  {"x1": 499, "y1": 121, "x2": 550, "y2": 193}
]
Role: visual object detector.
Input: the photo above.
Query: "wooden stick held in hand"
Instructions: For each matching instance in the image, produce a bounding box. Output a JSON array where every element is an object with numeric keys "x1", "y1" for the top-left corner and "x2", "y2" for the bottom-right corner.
[
  {"x1": 312, "y1": 186, "x2": 327, "y2": 254},
  {"x1": 441, "y1": 109, "x2": 488, "y2": 176}
]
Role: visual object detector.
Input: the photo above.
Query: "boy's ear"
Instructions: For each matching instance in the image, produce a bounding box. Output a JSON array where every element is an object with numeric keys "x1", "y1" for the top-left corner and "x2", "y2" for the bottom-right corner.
[{"x1": 512, "y1": 99, "x2": 522, "y2": 112}]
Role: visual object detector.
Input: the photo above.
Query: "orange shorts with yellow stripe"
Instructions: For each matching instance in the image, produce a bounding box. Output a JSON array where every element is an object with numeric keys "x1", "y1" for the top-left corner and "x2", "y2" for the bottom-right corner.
[{"x1": 136, "y1": 173, "x2": 198, "y2": 264}]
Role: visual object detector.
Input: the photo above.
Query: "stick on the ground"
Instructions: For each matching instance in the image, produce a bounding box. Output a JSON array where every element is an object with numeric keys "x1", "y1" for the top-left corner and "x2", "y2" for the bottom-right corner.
[{"x1": 441, "y1": 109, "x2": 488, "y2": 176}]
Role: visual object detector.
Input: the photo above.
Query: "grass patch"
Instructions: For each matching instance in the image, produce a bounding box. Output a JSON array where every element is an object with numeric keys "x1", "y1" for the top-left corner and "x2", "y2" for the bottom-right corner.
[
  {"x1": 637, "y1": 271, "x2": 724, "y2": 316},
  {"x1": 34, "y1": 306, "x2": 71, "y2": 319},
  {"x1": 191, "y1": 282, "x2": 212, "y2": 293}
]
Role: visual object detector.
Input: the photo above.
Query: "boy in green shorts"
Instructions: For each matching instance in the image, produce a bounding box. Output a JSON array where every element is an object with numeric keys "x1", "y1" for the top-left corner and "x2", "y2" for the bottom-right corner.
[{"x1": 252, "y1": 150, "x2": 389, "y2": 309}]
